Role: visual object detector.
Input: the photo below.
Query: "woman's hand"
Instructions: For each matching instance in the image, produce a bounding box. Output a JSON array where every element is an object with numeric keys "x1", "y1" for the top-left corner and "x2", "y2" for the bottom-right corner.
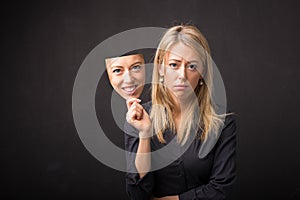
[
  {"x1": 126, "y1": 98, "x2": 152, "y2": 138},
  {"x1": 152, "y1": 196, "x2": 179, "y2": 200},
  {"x1": 126, "y1": 98, "x2": 152, "y2": 178}
]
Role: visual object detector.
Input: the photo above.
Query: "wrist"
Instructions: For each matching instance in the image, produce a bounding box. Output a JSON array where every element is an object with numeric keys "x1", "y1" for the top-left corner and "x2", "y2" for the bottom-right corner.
[{"x1": 139, "y1": 129, "x2": 152, "y2": 139}]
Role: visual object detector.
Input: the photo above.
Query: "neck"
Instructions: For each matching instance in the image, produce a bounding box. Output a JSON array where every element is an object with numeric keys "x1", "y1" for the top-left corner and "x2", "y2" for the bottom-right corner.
[{"x1": 172, "y1": 97, "x2": 191, "y2": 117}]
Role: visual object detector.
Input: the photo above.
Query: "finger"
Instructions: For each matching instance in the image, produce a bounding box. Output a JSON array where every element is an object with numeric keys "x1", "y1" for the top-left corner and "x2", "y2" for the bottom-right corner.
[
  {"x1": 135, "y1": 104, "x2": 146, "y2": 120},
  {"x1": 126, "y1": 98, "x2": 141, "y2": 110},
  {"x1": 127, "y1": 101, "x2": 145, "y2": 122},
  {"x1": 126, "y1": 98, "x2": 137, "y2": 110},
  {"x1": 132, "y1": 104, "x2": 144, "y2": 116},
  {"x1": 133, "y1": 107, "x2": 144, "y2": 120},
  {"x1": 134, "y1": 109, "x2": 143, "y2": 120},
  {"x1": 130, "y1": 110, "x2": 141, "y2": 121},
  {"x1": 130, "y1": 102, "x2": 144, "y2": 115},
  {"x1": 131, "y1": 101, "x2": 144, "y2": 111},
  {"x1": 134, "y1": 102, "x2": 144, "y2": 110},
  {"x1": 128, "y1": 102, "x2": 139, "y2": 114},
  {"x1": 126, "y1": 110, "x2": 137, "y2": 123}
]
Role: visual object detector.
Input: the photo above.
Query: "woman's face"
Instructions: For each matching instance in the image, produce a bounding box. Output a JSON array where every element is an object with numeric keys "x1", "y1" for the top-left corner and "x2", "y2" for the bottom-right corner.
[
  {"x1": 106, "y1": 54, "x2": 145, "y2": 100},
  {"x1": 161, "y1": 42, "x2": 203, "y2": 101}
]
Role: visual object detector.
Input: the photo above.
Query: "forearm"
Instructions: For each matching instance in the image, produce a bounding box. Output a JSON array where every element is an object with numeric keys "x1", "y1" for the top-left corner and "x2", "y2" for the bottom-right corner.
[
  {"x1": 125, "y1": 129, "x2": 154, "y2": 200},
  {"x1": 135, "y1": 136, "x2": 151, "y2": 178}
]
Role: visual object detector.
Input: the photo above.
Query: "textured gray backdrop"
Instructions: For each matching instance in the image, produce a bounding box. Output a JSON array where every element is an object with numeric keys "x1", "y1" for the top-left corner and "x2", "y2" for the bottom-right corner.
[{"x1": 4, "y1": 0, "x2": 299, "y2": 199}]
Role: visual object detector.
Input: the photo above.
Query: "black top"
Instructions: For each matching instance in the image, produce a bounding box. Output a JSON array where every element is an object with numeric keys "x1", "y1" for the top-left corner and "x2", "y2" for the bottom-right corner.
[{"x1": 124, "y1": 102, "x2": 237, "y2": 200}]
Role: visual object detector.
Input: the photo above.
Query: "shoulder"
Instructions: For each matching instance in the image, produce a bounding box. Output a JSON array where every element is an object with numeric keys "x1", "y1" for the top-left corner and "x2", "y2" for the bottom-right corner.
[
  {"x1": 209, "y1": 112, "x2": 238, "y2": 153},
  {"x1": 219, "y1": 112, "x2": 238, "y2": 139},
  {"x1": 224, "y1": 112, "x2": 237, "y2": 129}
]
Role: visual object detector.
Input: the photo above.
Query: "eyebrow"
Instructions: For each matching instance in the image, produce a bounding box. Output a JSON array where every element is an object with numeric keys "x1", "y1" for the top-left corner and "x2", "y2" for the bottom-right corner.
[
  {"x1": 130, "y1": 61, "x2": 143, "y2": 67},
  {"x1": 109, "y1": 61, "x2": 143, "y2": 69},
  {"x1": 109, "y1": 65, "x2": 124, "y2": 69},
  {"x1": 168, "y1": 59, "x2": 182, "y2": 62},
  {"x1": 168, "y1": 58, "x2": 200, "y2": 63}
]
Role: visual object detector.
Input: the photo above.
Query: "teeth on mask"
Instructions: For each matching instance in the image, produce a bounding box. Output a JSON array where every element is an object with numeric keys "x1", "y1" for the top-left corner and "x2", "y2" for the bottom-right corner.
[{"x1": 124, "y1": 86, "x2": 135, "y2": 92}]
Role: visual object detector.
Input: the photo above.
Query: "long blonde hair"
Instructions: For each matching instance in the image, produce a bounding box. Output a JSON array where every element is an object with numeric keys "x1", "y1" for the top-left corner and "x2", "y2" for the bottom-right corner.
[{"x1": 150, "y1": 25, "x2": 225, "y2": 144}]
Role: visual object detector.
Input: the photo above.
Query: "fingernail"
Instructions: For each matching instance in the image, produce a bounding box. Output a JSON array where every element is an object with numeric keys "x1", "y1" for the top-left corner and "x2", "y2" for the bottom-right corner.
[{"x1": 137, "y1": 99, "x2": 141, "y2": 102}]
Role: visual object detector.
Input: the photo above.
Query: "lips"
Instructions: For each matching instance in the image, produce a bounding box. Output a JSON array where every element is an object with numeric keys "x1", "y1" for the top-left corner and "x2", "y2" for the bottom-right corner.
[
  {"x1": 174, "y1": 84, "x2": 188, "y2": 88},
  {"x1": 122, "y1": 85, "x2": 138, "y2": 95},
  {"x1": 173, "y1": 84, "x2": 189, "y2": 92},
  {"x1": 174, "y1": 84, "x2": 188, "y2": 87}
]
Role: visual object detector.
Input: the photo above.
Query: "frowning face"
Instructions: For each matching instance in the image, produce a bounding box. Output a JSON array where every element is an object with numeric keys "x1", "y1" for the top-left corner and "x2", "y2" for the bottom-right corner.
[
  {"x1": 105, "y1": 54, "x2": 145, "y2": 100},
  {"x1": 161, "y1": 43, "x2": 203, "y2": 101}
]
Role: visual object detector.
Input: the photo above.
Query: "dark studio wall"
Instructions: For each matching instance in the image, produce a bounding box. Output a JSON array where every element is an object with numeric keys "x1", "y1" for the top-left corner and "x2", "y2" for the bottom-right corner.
[{"x1": 4, "y1": 0, "x2": 300, "y2": 199}]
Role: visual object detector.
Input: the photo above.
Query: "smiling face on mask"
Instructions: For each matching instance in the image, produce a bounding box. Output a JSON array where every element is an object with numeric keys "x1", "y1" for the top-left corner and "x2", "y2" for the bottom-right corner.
[{"x1": 105, "y1": 54, "x2": 146, "y2": 100}]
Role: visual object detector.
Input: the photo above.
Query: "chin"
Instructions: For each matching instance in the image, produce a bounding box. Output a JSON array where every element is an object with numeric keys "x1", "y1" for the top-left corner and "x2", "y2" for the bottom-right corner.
[
  {"x1": 176, "y1": 93, "x2": 195, "y2": 101},
  {"x1": 123, "y1": 94, "x2": 140, "y2": 100}
]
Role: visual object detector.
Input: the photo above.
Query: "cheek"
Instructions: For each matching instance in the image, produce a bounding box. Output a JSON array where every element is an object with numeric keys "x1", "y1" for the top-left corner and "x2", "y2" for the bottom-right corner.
[
  {"x1": 110, "y1": 76, "x2": 122, "y2": 89},
  {"x1": 165, "y1": 68, "x2": 177, "y2": 81},
  {"x1": 188, "y1": 75, "x2": 201, "y2": 88},
  {"x1": 133, "y1": 72, "x2": 145, "y2": 83},
  {"x1": 106, "y1": 71, "x2": 113, "y2": 82}
]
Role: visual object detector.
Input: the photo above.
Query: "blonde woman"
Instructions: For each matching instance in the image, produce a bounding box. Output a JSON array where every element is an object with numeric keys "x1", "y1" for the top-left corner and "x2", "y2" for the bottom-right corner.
[{"x1": 125, "y1": 25, "x2": 237, "y2": 200}]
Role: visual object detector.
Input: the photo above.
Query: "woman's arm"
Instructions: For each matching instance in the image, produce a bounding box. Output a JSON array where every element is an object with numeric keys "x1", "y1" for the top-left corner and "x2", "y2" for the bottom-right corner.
[
  {"x1": 126, "y1": 98, "x2": 152, "y2": 178},
  {"x1": 125, "y1": 99, "x2": 154, "y2": 199},
  {"x1": 135, "y1": 137, "x2": 151, "y2": 178},
  {"x1": 125, "y1": 130, "x2": 154, "y2": 200}
]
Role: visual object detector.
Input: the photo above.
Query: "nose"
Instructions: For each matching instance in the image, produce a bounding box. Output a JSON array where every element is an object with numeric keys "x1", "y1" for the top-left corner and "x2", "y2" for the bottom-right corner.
[
  {"x1": 124, "y1": 70, "x2": 133, "y2": 83},
  {"x1": 178, "y1": 63, "x2": 186, "y2": 80}
]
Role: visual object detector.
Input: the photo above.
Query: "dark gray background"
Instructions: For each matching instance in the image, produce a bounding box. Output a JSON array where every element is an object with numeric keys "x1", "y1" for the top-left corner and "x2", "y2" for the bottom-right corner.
[{"x1": 4, "y1": 0, "x2": 300, "y2": 199}]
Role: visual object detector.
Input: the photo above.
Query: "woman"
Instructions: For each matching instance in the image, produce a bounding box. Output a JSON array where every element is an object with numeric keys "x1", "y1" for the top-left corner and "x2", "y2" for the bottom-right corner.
[{"x1": 125, "y1": 25, "x2": 237, "y2": 200}]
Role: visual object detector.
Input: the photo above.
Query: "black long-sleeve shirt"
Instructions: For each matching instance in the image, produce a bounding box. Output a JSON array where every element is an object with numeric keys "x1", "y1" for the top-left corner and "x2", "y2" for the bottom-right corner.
[{"x1": 124, "y1": 102, "x2": 237, "y2": 200}]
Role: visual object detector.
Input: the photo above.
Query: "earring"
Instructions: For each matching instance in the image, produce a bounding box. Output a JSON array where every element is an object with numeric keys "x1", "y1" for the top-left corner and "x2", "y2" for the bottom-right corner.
[
  {"x1": 159, "y1": 76, "x2": 164, "y2": 83},
  {"x1": 200, "y1": 80, "x2": 204, "y2": 86}
]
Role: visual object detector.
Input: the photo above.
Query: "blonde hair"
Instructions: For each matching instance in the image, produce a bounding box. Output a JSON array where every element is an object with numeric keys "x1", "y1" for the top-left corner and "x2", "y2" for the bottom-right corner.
[{"x1": 150, "y1": 25, "x2": 225, "y2": 144}]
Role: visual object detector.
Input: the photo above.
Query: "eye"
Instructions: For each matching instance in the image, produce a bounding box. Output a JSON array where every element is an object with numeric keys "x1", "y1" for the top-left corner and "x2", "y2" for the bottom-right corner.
[
  {"x1": 169, "y1": 63, "x2": 178, "y2": 68},
  {"x1": 131, "y1": 65, "x2": 141, "y2": 71},
  {"x1": 112, "y1": 68, "x2": 122, "y2": 74},
  {"x1": 187, "y1": 64, "x2": 198, "y2": 71}
]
